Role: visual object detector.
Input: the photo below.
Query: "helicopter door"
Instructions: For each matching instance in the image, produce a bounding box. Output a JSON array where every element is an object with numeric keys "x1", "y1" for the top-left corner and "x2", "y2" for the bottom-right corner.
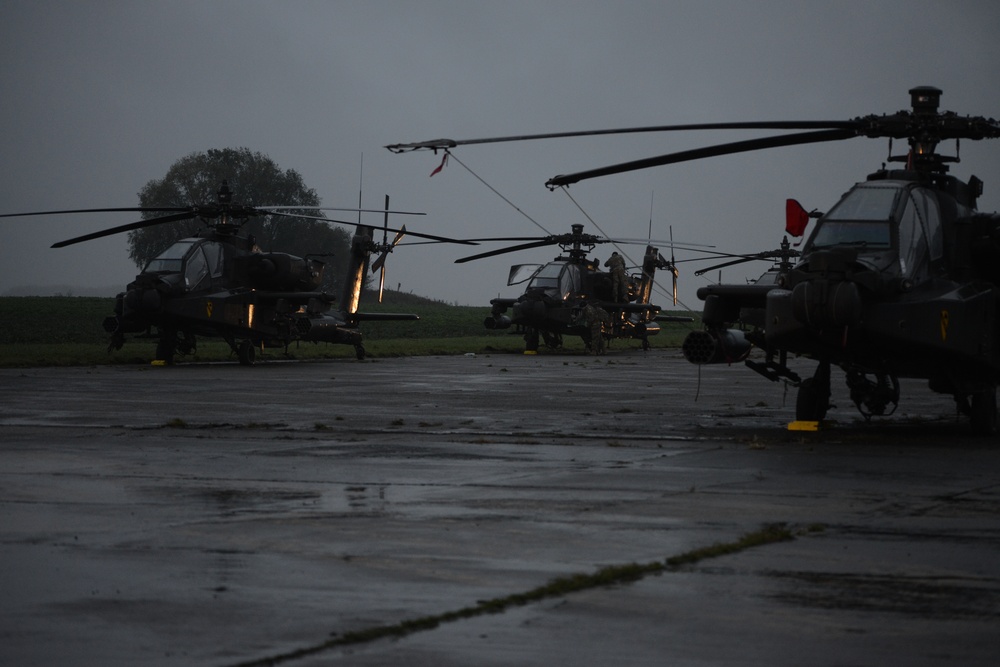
[
  {"x1": 183, "y1": 244, "x2": 210, "y2": 291},
  {"x1": 202, "y1": 241, "x2": 226, "y2": 278},
  {"x1": 897, "y1": 187, "x2": 942, "y2": 282},
  {"x1": 559, "y1": 263, "x2": 582, "y2": 299}
]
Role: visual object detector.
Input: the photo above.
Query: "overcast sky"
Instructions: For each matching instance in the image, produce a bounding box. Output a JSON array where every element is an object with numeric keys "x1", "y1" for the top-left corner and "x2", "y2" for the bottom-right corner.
[{"x1": 2, "y1": 0, "x2": 999, "y2": 308}]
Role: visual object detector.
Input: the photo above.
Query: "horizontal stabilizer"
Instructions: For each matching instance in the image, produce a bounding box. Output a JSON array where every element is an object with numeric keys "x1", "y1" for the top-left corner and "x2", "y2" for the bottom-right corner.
[{"x1": 352, "y1": 312, "x2": 420, "y2": 322}]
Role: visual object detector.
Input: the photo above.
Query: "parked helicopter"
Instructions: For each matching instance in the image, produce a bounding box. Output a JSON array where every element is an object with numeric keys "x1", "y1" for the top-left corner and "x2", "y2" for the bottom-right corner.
[
  {"x1": 453, "y1": 223, "x2": 693, "y2": 353},
  {"x1": 2, "y1": 181, "x2": 471, "y2": 364},
  {"x1": 388, "y1": 86, "x2": 1000, "y2": 431}
]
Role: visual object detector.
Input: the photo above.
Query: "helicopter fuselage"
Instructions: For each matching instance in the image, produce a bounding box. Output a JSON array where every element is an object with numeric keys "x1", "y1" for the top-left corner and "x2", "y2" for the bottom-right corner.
[
  {"x1": 104, "y1": 225, "x2": 413, "y2": 364},
  {"x1": 486, "y1": 245, "x2": 667, "y2": 352},
  {"x1": 685, "y1": 170, "x2": 1000, "y2": 425}
]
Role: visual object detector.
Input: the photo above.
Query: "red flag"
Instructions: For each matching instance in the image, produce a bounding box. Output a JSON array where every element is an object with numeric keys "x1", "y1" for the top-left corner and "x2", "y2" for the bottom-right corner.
[
  {"x1": 429, "y1": 152, "x2": 449, "y2": 177},
  {"x1": 785, "y1": 198, "x2": 809, "y2": 237}
]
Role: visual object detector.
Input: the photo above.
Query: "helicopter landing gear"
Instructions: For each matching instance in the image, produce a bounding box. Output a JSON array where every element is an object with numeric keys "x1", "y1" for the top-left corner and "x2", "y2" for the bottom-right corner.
[
  {"x1": 795, "y1": 361, "x2": 831, "y2": 421},
  {"x1": 846, "y1": 369, "x2": 899, "y2": 418},
  {"x1": 524, "y1": 327, "x2": 540, "y2": 354},
  {"x1": 641, "y1": 336, "x2": 651, "y2": 351},
  {"x1": 957, "y1": 386, "x2": 999, "y2": 436},
  {"x1": 237, "y1": 339, "x2": 257, "y2": 366},
  {"x1": 107, "y1": 332, "x2": 125, "y2": 354},
  {"x1": 155, "y1": 333, "x2": 176, "y2": 365},
  {"x1": 970, "y1": 387, "x2": 998, "y2": 435},
  {"x1": 541, "y1": 330, "x2": 562, "y2": 349},
  {"x1": 355, "y1": 343, "x2": 366, "y2": 360}
]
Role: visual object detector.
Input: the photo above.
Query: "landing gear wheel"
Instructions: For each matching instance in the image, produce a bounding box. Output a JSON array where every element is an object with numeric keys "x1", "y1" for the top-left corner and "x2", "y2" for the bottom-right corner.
[
  {"x1": 524, "y1": 328, "x2": 539, "y2": 354},
  {"x1": 155, "y1": 335, "x2": 175, "y2": 365},
  {"x1": 355, "y1": 344, "x2": 366, "y2": 361},
  {"x1": 970, "y1": 386, "x2": 997, "y2": 436},
  {"x1": 796, "y1": 362, "x2": 831, "y2": 422},
  {"x1": 237, "y1": 339, "x2": 257, "y2": 366},
  {"x1": 107, "y1": 333, "x2": 125, "y2": 354}
]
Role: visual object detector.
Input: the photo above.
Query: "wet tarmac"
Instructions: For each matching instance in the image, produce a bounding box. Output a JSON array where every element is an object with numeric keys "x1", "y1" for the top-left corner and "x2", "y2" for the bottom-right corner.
[{"x1": 1, "y1": 349, "x2": 998, "y2": 666}]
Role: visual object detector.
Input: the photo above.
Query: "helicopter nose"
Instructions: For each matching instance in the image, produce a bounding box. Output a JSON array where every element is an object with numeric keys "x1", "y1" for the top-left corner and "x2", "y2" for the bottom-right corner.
[
  {"x1": 512, "y1": 300, "x2": 545, "y2": 323},
  {"x1": 124, "y1": 287, "x2": 162, "y2": 313},
  {"x1": 791, "y1": 279, "x2": 862, "y2": 328}
]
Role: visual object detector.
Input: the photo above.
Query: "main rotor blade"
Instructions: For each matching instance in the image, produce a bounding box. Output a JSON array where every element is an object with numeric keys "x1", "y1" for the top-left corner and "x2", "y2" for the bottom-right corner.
[
  {"x1": 458, "y1": 234, "x2": 714, "y2": 251},
  {"x1": 386, "y1": 121, "x2": 857, "y2": 152},
  {"x1": 455, "y1": 239, "x2": 557, "y2": 263},
  {"x1": 546, "y1": 128, "x2": 859, "y2": 187},
  {"x1": 265, "y1": 211, "x2": 474, "y2": 244},
  {"x1": 458, "y1": 236, "x2": 549, "y2": 243},
  {"x1": 693, "y1": 256, "x2": 764, "y2": 275},
  {"x1": 2, "y1": 205, "x2": 424, "y2": 220},
  {"x1": 1, "y1": 206, "x2": 191, "y2": 219},
  {"x1": 256, "y1": 206, "x2": 426, "y2": 216},
  {"x1": 51, "y1": 211, "x2": 198, "y2": 248},
  {"x1": 692, "y1": 247, "x2": 802, "y2": 274}
]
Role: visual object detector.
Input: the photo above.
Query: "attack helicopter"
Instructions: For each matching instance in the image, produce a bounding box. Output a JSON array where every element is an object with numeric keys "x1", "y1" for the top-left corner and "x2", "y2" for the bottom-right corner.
[
  {"x1": 453, "y1": 223, "x2": 692, "y2": 353},
  {"x1": 2, "y1": 181, "x2": 471, "y2": 364},
  {"x1": 388, "y1": 86, "x2": 1000, "y2": 432}
]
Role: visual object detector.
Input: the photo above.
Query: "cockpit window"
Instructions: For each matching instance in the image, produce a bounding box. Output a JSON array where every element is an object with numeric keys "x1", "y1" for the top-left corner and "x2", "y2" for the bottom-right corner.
[
  {"x1": 898, "y1": 187, "x2": 942, "y2": 280},
  {"x1": 507, "y1": 264, "x2": 543, "y2": 286},
  {"x1": 144, "y1": 240, "x2": 195, "y2": 273},
  {"x1": 809, "y1": 185, "x2": 900, "y2": 250},
  {"x1": 559, "y1": 264, "x2": 581, "y2": 296},
  {"x1": 825, "y1": 185, "x2": 900, "y2": 221},
  {"x1": 526, "y1": 262, "x2": 581, "y2": 300},
  {"x1": 184, "y1": 246, "x2": 209, "y2": 290},
  {"x1": 527, "y1": 262, "x2": 564, "y2": 289},
  {"x1": 202, "y1": 241, "x2": 226, "y2": 277},
  {"x1": 810, "y1": 221, "x2": 891, "y2": 249}
]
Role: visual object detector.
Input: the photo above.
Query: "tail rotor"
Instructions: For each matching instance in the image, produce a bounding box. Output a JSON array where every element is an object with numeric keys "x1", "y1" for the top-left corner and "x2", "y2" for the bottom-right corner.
[{"x1": 370, "y1": 195, "x2": 406, "y2": 302}]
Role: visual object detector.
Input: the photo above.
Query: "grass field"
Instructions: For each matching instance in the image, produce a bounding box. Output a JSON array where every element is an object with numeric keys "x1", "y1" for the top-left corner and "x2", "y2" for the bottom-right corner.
[{"x1": 0, "y1": 294, "x2": 700, "y2": 367}]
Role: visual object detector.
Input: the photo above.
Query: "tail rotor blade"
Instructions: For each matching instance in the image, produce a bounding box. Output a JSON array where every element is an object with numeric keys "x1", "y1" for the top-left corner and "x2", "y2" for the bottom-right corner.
[{"x1": 391, "y1": 226, "x2": 406, "y2": 247}]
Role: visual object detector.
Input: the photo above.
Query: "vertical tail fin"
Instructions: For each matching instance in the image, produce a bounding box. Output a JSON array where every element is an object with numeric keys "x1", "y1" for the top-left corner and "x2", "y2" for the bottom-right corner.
[
  {"x1": 636, "y1": 245, "x2": 659, "y2": 305},
  {"x1": 339, "y1": 225, "x2": 375, "y2": 316}
]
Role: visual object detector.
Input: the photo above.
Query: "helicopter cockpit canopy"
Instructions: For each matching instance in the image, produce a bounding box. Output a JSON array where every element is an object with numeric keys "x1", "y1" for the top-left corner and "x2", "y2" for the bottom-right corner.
[
  {"x1": 143, "y1": 238, "x2": 228, "y2": 291},
  {"x1": 808, "y1": 184, "x2": 896, "y2": 250},
  {"x1": 513, "y1": 260, "x2": 582, "y2": 301},
  {"x1": 507, "y1": 260, "x2": 583, "y2": 299},
  {"x1": 507, "y1": 263, "x2": 543, "y2": 286},
  {"x1": 806, "y1": 182, "x2": 944, "y2": 283}
]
